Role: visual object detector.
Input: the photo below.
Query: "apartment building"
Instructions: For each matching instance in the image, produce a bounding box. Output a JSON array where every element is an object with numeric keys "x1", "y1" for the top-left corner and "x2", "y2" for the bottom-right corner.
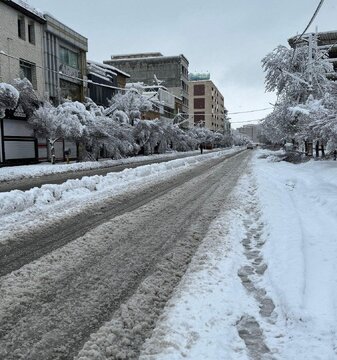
[
  {"x1": 0, "y1": 0, "x2": 45, "y2": 165},
  {"x1": 188, "y1": 73, "x2": 229, "y2": 133},
  {"x1": 0, "y1": 0, "x2": 88, "y2": 165},
  {"x1": 237, "y1": 124, "x2": 261, "y2": 143},
  {"x1": 103, "y1": 52, "x2": 189, "y2": 114}
]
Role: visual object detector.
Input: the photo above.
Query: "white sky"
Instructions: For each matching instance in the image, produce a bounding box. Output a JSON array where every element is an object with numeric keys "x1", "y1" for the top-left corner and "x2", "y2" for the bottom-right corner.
[{"x1": 25, "y1": 0, "x2": 337, "y2": 128}]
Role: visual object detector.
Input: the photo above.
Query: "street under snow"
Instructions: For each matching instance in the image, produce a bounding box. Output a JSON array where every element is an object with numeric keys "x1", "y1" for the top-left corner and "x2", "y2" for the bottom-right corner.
[{"x1": 1, "y1": 148, "x2": 337, "y2": 359}]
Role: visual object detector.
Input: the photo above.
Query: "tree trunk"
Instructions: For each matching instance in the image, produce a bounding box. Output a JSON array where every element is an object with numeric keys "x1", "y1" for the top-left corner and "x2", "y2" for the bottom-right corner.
[
  {"x1": 321, "y1": 143, "x2": 325, "y2": 157},
  {"x1": 315, "y1": 141, "x2": 319, "y2": 158}
]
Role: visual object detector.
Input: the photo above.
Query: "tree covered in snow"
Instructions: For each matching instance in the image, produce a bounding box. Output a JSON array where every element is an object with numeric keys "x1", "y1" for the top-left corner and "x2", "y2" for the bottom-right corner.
[
  {"x1": 231, "y1": 130, "x2": 250, "y2": 146},
  {"x1": 13, "y1": 78, "x2": 40, "y2": 117},
  {"x1": 29, "y1": 88, "x2": 234, "y2": 163},
  {"x1": 261, "y1": 39, "x2": 337, "y2": 149},
  {"x1": 106, "y1": 89, "x2": 153, "y2": 125},
  {"x1": 30, "y1": 101, "x2": 87, "y2": 163},
  {"x1": 0, "y1": 83, "x2": 19, "y2": 118}
]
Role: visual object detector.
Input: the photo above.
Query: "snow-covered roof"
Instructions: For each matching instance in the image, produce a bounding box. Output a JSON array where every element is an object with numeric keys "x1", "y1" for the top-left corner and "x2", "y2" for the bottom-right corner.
[
  {"x1": 5, "y1": 0, "x2": 45, "y2": 22},
  {"x1": 89, "y1": 60, "x2": 130, "y2": 78},
  {"x1": 87, "y1": 71, "x2": 112, "y2": 83},
  {"x1": 87, "y1": 61, "x2": 117, "y2": 78}
]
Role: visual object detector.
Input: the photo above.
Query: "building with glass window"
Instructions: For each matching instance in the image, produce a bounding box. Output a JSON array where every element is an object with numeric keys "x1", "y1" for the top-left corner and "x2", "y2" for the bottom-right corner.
[
  {"x1": 43, "y1": 14, "x2": 88, "y2": 104},
  {"x1": 0, "y1": 1, "x2": 88, "y2": 165},
  {"x1": 0, "y1": 0, "x2": 45, "y2": 95},
  {"x1": 0, "y1": 0, "x2": 45, "y2": 165},
  {"x1": 188, "y1": 74, "x2": 230, "y2": 134}
]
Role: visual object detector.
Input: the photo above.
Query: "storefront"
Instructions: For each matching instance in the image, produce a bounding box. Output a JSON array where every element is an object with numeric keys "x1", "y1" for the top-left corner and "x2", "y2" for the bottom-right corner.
[{"x1": 0, "y1": 107, "x2": 38, "y2": 165}]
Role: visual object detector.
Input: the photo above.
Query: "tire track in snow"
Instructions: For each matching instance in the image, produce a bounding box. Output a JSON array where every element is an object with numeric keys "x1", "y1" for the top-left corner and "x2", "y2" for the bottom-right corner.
[
  {"x1": 0, "y1": 150, "x2": 244, "y2": 277},
  {"x1": 0, "y1": 151, "x2": 250, "y2": 360}
]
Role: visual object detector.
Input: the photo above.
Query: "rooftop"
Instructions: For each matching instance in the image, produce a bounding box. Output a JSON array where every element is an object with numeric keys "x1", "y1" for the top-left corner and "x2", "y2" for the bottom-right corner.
[
  {"x1": 87, "y1": 60, "x2": 130, "y2": 78},
  {"x1": 2, "y1": 0, "x2": 45, "y2": 22},
  {"x1": 111, "y1": 52, "x2": 163, "y2": 60},
  {"x1": 106, "y1": 53, "x2": 189, "y2": 65}
]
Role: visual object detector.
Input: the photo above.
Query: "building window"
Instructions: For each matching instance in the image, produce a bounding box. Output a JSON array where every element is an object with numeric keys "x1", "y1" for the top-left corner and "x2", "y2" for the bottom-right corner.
[
  {"x1": 19, "y1": 60, "x2": 37, "y2": 88},
  {"x1": 59, "y1": 47, "x2": 79, "y2": 69},
  {"x1": 194, "y1": 112, "x2": 205, "y2": 123},
  {"x1": 18, "y1": 15, "x2": 25, "y2": 40},
  {"x1": 194, "y1": 98, "x2": 205, "y2": 109},
  {"x1": 181, "y1": 80, "x2": 188, "y2": 92},
  {"x1": 194, "y1": 84, "x2": 205, "y2": 96},
  {"x1": 181, "y1": 65, "x2": 188, "y2": 77},
  {"x1": 28, "y1": 21, "x2": 35, "y2": 44}
]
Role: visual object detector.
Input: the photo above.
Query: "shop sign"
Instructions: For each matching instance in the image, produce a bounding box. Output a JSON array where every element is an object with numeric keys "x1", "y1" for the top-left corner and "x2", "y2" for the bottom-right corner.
[{"x1": 59, "y1": 64, "x2": 80, "y2": 79}]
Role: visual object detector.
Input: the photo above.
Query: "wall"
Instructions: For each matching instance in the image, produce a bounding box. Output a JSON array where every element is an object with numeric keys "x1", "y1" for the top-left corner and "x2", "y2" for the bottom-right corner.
[
  {"x1": 0, "y1": 1, "x2": 45, "y2": 97},
  {"x1": 105, "y1": 55, "x2": 189, "y2": 114},
  {"x1": 189, "y1": 80, "x2": 226, "y2": 132}
]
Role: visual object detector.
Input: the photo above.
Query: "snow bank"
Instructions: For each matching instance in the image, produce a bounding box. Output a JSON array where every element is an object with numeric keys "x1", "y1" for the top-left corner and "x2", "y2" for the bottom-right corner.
[
  {"x1": 0, "y1": 149, "x2": 239, "y2": 218},
  {"x1": 0, "y1": 149, "x2": 220, "y2": 183}
]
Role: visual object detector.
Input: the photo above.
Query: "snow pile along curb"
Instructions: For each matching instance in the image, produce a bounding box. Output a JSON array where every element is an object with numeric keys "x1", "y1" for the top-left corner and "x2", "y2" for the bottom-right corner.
[{"x1": 0, "y1": 150, "x2": 236, "y2": 216}]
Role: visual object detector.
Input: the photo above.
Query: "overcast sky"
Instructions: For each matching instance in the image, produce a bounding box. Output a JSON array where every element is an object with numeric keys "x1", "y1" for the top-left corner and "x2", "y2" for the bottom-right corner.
[{"x1": 26, "y1": 0, "x2": 337, "y2": 128}]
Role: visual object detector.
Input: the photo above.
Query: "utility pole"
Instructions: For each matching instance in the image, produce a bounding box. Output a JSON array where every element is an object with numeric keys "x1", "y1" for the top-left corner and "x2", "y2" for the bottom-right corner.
[{"x1": 308, "y1": 33, "x2": 314, "y2": 93}]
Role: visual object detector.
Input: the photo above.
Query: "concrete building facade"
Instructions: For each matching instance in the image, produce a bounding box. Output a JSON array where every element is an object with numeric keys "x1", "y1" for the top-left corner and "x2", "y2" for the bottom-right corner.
[
  {"x1": 0, "y1": 0, "x2": 45, "y2": 95},
  {"x1": 103, "y1": 52, "x2": 189, "y2": 114},
  {"x1": 0, "y1": 1, "x2": 88, "y2": 165},
  {"x1": 0, "y1": 0, "x2": 46, "y2": 165},
  {"x1": 237, "y1": 124, "x2": 261, "y2": 143},
  {"x1": 188, "y1": 75, "x2": 229, "y2": 133},
  {"x1": 43, "y1": 14, "x2": 88, "y2": 104}
]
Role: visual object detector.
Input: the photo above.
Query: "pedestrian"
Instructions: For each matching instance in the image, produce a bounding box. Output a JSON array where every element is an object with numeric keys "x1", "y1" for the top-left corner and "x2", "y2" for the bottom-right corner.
[{"x1": 199, "y1": 143, "x2": 204, "y2": 154}]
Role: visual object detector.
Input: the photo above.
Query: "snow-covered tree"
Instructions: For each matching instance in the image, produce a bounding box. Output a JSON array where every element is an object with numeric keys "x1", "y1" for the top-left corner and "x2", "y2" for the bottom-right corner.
[
  {"x1": 30, "y1": 102, "x2": 86, "y2": 163},
  {"x1": 0, "y1": 83, "x2": 19, "y2": 118},
  {"x1": 13, "y1": 78, "x2": 40, "y2": 117},
  {"x1": 106, "y1": 89, "x2": 152, "y2": 125},
  {"x1": 261, "y1": 39, "x2": 335, "y2": 148}
]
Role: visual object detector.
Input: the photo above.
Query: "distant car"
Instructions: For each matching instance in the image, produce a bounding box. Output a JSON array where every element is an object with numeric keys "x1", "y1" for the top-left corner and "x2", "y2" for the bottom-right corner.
[{"x1": 246, "y1": 144, "x2": 254, "y2": 149}]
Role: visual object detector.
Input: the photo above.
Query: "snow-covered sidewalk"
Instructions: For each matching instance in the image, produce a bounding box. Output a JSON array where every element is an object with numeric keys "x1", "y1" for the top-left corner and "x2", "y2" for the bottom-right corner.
[
  {"x1": 138, "y1": 149, "x2": 337, "y2": 359},
  {"x1": 0, "y1": 149, "x2": 220, "y2": 183}
]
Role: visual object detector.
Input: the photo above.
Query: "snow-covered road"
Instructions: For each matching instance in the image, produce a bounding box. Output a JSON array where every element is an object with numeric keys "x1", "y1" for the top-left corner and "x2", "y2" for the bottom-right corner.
[
  {"x1": 0, "y1": 150, "x2": 250, "y2": 359},
  {"x1": 138, "y1": 149, "x2": 337, "y2": 360}
]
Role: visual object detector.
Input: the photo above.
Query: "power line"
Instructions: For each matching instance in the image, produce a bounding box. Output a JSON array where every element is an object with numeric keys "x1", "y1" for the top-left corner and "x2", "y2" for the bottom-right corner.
[
  {"x1": 291, "y1": 0, "x2": 325, "y2": 64},
  {"x1": 0, "y1": 50, "x2": 127, "y2": 92},
  {"x1": 228, "y1": 107, "x2": 272, "y2": 115},
  {"x1": 230, "y1": 119, "x2": 263, "y2": 124},
  {"x1": 294, "y1": 0, "x2": 325, "y2": 44}
]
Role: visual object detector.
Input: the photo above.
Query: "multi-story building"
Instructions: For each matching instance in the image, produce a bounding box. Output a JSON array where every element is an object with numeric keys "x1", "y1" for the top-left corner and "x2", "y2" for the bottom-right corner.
[
  {"x1": 0, "y1": 0, "x2": 46, "y2": 165},
  {"x1": 237, "y1": 124, "x2": 261, "y2": 143},
  {"x1": 103, "y1": 52, "x2": 189, "y2": 114},
  {"x1": 43, "y1": 14, "x2": 88, "y2": 104},
  {"x1": 188, "y1": 73, "x2": 229, "y2": 133},
  {"x1": 0, "y1": 0, "x2": 88, "y2": 165}
]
